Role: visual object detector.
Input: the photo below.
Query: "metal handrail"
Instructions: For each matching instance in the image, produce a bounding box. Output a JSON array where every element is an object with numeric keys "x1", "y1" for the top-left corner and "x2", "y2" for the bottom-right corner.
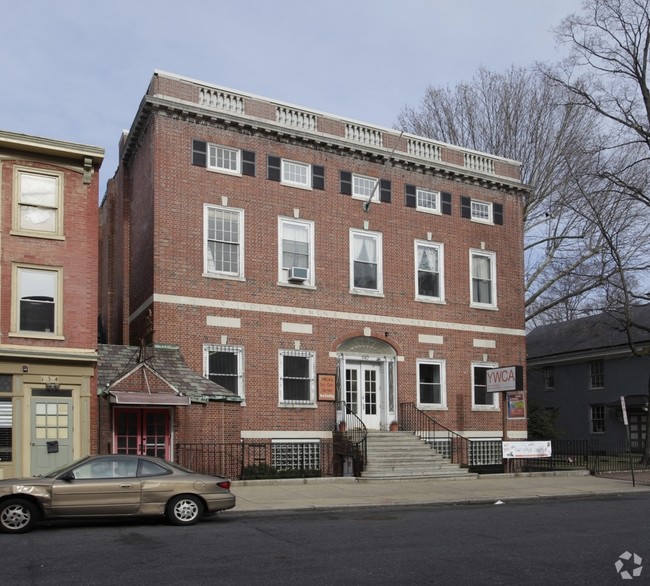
[
  {"x1": 399, "y1": 402, "x2": 470, "y2": 466},
  {"x1": 334, "y1": 401, "x2": 368, "y2": 475}
]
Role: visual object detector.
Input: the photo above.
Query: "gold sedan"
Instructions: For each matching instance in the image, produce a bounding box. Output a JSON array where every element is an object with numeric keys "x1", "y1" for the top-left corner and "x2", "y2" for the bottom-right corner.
[{"x1": 0, "y1": 454, "x2": 235, "y2": 533}]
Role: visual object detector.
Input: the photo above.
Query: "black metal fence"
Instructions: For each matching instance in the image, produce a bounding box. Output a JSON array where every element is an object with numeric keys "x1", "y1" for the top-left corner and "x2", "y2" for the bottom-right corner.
[{"x1": 175, "y1": 440, "x2": 336, "y2": 480}]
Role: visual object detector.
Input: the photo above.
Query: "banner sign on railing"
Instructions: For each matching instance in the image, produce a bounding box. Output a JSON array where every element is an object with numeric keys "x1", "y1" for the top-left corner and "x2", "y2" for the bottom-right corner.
[{"x1": 502, "y1": 440, "x2": 552, "y2": 459}]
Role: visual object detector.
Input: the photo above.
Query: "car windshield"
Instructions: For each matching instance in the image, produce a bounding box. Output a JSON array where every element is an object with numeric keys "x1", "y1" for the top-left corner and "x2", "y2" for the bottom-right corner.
[{"x1": 43, "y1": 456, "x2": 92, "y2": 478}]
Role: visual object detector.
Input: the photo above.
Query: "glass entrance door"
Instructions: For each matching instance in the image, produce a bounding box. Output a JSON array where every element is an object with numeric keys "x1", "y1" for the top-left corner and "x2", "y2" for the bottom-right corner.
[
  {"x1": 345, "y1": 363, "x2": 382, "y2": 429},
  {"x1": 114, "y1": 408, "x2": 170, "y2": 459}
]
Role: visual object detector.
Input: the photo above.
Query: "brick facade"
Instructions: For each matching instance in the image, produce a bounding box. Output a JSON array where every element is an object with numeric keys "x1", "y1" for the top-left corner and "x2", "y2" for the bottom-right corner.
[{"x1": 100, "y1": 71, "x2": 528, "y2": 456}]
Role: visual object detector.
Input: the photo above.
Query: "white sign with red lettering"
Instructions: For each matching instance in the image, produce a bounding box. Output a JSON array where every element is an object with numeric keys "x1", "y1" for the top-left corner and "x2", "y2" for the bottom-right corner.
[{"x1": 486, "y1": 365, "x2": 523, "y2": 392}]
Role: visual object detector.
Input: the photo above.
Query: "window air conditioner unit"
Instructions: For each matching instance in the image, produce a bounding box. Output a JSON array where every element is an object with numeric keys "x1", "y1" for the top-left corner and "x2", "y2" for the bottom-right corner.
[{"x1": 288, "y1": 267, "x2": 309, "y2": 282}]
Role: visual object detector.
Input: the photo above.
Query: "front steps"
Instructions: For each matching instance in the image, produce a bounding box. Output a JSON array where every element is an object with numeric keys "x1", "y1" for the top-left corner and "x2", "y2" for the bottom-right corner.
[{"x1": 360, "y1": 431, "x2": 477, "y2": 481}]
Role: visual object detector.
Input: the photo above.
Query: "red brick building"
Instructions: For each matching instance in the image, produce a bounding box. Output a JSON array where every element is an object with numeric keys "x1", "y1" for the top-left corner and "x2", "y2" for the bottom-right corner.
[
  {"x1": 99, "y1": 71, "x2": 528, "y2": 473},
  {"x1": 0, "y1": 130, "x2": 103, "y2": 478}
]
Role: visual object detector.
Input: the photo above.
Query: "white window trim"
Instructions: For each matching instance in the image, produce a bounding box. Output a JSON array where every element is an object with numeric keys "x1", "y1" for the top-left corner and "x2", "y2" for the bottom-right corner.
[
  {"x1": 416, "y1": 359, "x2": 447, "y2": 410},
  {"x1": 470, "y1": 199, "x2": 493, "y2": 224},
  {"x1": 203, "y1": 204, "x2": 245, "y2": 280},
  {"x1": 203, "y1": 344, "x2": 245, "y2": 401},
  {"x1": 416, "y1": 188, "x2": 441, "y2": 215},
  {"x1": 469, "y1": 249, "x2": 497, "y2": 310},
  {"x1": 281, "y1": 159, "x2": 311, "y2": 189},
  {"x1": 12, "y1": 166, "x2": 64, "y2": 239},
  {"x1": 349, "y1": 229, "x2": 383, "y2": 295},
  {"x1": 278, "y1": 349, "x2": 316, "y2": 407},
  {"x1": 277, "y1": 217, "x2": 315, "y2": 287},
  {"x1": 10, "y1": 263, "x2": 64, "y2": 339},
  {"x1": 352, "y1": 173, "x2": 379, "y2": 203},
  {"x1": 471, "y1": 362, "x2": 500, "y2": 410},
  {"x1": 589, "y1": 404, "x2": 606, "y2": 434},
  {"x1": 414, "y1": 240, "x2": 445, "y2": 303},
  {"x1": 207, "y1": 143, "x2": 242, "y2": 176}
]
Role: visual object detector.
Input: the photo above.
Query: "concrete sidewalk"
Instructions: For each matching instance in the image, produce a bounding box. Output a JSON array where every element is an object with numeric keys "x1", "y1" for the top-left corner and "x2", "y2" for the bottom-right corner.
[{"x1": 228, "y1": 471, "x2": 650, "y2": 513}]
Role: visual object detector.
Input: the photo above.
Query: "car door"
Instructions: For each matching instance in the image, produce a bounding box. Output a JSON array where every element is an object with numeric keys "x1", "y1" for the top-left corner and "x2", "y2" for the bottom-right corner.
[{"x1": 50, "y1": 456, "x2": 141, "y2": 516}]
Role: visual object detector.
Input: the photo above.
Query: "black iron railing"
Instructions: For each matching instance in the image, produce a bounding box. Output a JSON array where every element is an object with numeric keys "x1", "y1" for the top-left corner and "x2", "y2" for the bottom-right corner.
[
  {"x1": 333, "y1": 401, "x2": 368, "y2": 476},
  {"x1": 399, "y1": 402, "x2": 470, "y2": 467}
]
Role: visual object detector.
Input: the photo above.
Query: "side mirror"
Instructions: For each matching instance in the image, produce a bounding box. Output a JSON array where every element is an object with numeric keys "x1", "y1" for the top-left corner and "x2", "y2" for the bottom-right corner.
[{"x1": 59, "y1": 471, "x2": 75, "y2": 481}]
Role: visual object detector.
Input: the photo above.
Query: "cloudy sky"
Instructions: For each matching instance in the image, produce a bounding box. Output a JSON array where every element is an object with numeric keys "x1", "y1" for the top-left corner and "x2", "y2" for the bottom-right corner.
[{"x1": 2, "y1": 0, "x2": 584, "y2": 196}]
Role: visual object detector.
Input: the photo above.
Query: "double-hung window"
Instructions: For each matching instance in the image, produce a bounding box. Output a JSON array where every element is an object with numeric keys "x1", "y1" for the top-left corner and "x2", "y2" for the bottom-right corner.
[
  {"x1": 543, "y1": 366, "x2": 555, "y2": 390},
  {"x1": 472, "y1": 363, "x2": 499, "y2": 409},
  {"x1": 204, "y1": 205, "x2": 244, "y2": 278},
  {"x1": 14, "y1": 168, "x2": 63, "y2": 237},
  {"x1": 279, "y1": 350, "x2": 315, "y2": 405},
  {"x1": 353, "y1": 174, "x2": 378, "y2": 201},
  {"x1": 350, "y1": 230, "x2": 383, "y2": 294},
  {"x1": 417, "y1": 188, "x2": 440, "y2": 213},
  {"x1": 417, "y1": 360, "x2": 446, "y2": 409},
  {"x1": 590, "y1": 404, "x2": 606, "y2": 433},
  {"x1": 279, "y1": 218, "x2": 314, "y2": 286},
  {"x1": 470, "y1": 250, "x2": 496, "y2": 308},
  {"x1": 589, "y1": 360, "x2": 604, "y2": 389},
  {"x1": 208, "y1": 144, "x2": 241, "y2": 175},
  {"x1": 415, "y1": 241, "x2": 444, "y2": 302},
  {"x1": 471, "y1": 200, "x2": 492, "y2": 223},
  {"x1": 204, "y1": 345, "x2": 244, "y2": 399},
  {"x1": 281, "y1": 160, "x2": 311, "y2": 188},
  {"x1": 13, "y1": 265, "x2": 62, "y2": 336}
]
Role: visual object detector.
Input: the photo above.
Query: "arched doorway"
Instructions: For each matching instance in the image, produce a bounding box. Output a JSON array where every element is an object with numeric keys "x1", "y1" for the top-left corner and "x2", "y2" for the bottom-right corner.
[{"x1": 336, "y1": 337, "x2": 398, "y2": 430}]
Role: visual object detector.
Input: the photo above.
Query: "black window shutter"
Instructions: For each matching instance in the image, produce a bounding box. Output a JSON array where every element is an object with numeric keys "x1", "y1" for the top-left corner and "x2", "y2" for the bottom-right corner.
[
  {"x1": 242, "y1": 150, "x2": 256, "y2": 177},
  {"x1": 192, "y1": 139, "x2": 207, "y2": 167},
  {"x1": 493, "y1": 203, "x2": 504, "y2": 225},
  {"x1": 405, "y1": 185, "x2": 416, "y2": 208},
  {"x1": 340, "y1": 171, "x2": 352, "y2": 195},
  {"x1": 442, "y1": 192, "x2": 452, "y2": 215},
  {"x1": 380, "y1": 180, "x2": 391, "y2": 203},
  {"x1": 461, "y1": 196, "x2": 472, "y2": 219},
  {"x1": 312, "y1": 165, "x2": 325, "y2": 190},
  {"x1": 267, "y1": 155, "x2": 281, "y2": 182}
]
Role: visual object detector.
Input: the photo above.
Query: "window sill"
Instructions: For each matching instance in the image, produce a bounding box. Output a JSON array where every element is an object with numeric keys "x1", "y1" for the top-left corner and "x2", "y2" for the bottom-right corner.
[
  {"x1": 278, "y1": 281, "x2": 316, "y2": 290},
  {"x1": 8, "y1": 332, "x2": 65, "y2": 341},
  {"x1": 10, "y1": 230, "x2": 65, "y2": 241},
  {"x1": 472, "y1": 406, "x2": 500, "y2": 412},
  {"x1": 470, "y1": 303, "x2": 499, "y2": 311},
  {"x1": 415, "y1": 297, "x2": 446, "y2": 305},
  {"x1": 350, "y1": 289, "x2": 384, "y2": 298},
  {"x1": 279, "y1": 403, "x2": 317, "y2": 409},
  {"x1": 203, "y1": 272, "x2": 246, "y2": 282},
  {"x1": 206, "y1": 167, "x2": 242, "y2": 177},
  {"x1": 417, "y1": 405, "x2": 448, "y2": 411},
  {"x1": 280, "y1": 181, "x2": 312, "y2": 191}
]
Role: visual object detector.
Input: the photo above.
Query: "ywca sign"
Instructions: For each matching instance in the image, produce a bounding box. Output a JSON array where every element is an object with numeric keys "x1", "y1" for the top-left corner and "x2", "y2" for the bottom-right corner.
[{"x1": 486, "y1": 365, "x2": 523, "y2": 392}]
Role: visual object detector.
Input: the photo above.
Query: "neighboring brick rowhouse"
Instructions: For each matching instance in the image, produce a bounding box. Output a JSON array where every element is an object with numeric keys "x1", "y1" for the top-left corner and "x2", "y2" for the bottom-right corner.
[{"x1": 100, "y1": 71, "x2": 528, "y2": 445}]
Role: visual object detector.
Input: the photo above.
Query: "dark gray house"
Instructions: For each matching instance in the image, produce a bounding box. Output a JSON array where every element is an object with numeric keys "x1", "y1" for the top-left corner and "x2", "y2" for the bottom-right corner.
[{"x1": 527, "y1": 306, "x2": 650, "y2": 449}]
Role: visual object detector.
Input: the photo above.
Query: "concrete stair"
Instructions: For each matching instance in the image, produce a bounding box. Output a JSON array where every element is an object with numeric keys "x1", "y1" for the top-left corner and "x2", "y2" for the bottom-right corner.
[{"x1": 360, "y1": 431, "x2": 477, "y2": 481}]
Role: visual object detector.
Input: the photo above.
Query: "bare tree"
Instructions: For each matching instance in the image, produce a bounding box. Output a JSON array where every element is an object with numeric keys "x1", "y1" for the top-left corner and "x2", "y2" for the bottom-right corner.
[{"x1": 398, "y1": 66, "x2": 650, "y2": 325}]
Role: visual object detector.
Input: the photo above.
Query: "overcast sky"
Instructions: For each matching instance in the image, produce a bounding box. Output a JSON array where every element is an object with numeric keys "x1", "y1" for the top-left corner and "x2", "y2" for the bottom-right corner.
[{"x1": 1, "y1": 0, "x2": 584, "y2": 197}]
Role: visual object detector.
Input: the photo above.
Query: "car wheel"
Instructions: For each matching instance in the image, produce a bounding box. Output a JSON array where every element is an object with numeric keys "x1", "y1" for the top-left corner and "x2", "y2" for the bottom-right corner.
[
  {"x1": 0, "y1": 499, "x2": 38, "y2": 534},
  {"x1": 166, "y1": 495, "x2": 204, "y2": 526}
]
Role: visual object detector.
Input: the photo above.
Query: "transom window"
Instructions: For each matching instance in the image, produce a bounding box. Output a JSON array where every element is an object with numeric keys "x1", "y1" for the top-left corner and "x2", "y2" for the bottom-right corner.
[
  {"x1": 14, "y1": 265, "x2": 61, "y2": 336},
  {"x1": 472, "y1": 364, "x2": 499, "y2": 409},
  {"x1": 204, "y1": 205, "x2": 243, "y2": 278},
  {"x1": 281, "y1": 160, "x2": 311, "y2": 188},
  {"x1": 417, "y1": 188, "x2": 440, "y2": 213},
  {"x1": 279, "y1": 350, "x2": 315, "y2": 405},
  {"x1": 415, "y1": 241, "x2": 444, "y2": 301},
  {"x1": 15, "y1": 169, "x2": 62, "y2": 237},
  {"x1": 470, "y1": 250, "x2": 496, "y2": 308},
  {"x1": 417, "y1": 360, "x2": 446, "y2": 408},
  {"x1": 350, "y1": 230, "x2": 383, "y2": 294},
  {"x1": 208, "y1": 144, "x2": 241, "y2": 174},
  {"x1": 353, "y1": 174, "x2": 378, "y2": 201},
  {"x1": 204, "y1": 345, "x2": 244, "y2": 399},
  {"x1": 279, "y1": 218, "x2": 314, "y2": 285}
]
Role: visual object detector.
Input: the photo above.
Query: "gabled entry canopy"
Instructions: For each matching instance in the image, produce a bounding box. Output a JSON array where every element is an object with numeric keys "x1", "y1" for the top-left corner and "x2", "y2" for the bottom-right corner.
[{"x1": 98, "y1": 344, "x2": 241, "y2": 404}]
